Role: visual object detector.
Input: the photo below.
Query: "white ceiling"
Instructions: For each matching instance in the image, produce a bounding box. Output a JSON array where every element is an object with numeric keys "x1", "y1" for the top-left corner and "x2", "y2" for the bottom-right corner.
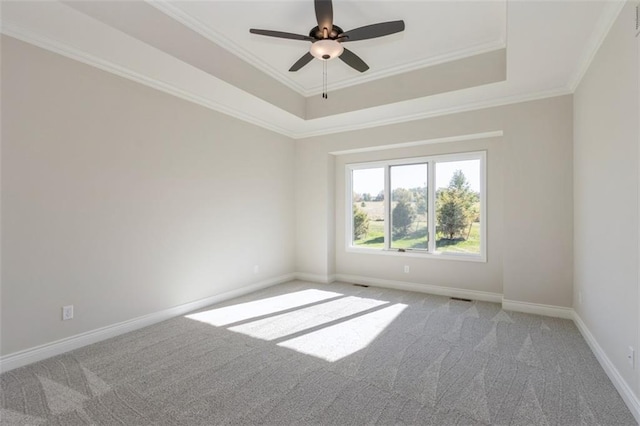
[
  {"x1": 0, "y1": 1, "x2": 626, "y2": 139},
  {"x1": 155, "y1": 0, "x2": 507, "y2": 95}
]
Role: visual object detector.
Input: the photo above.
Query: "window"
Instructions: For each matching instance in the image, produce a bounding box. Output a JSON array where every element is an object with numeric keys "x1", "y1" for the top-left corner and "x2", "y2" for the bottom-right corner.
[{"x1": 347, "y1": 151, "x2": 485, "y2": 261}]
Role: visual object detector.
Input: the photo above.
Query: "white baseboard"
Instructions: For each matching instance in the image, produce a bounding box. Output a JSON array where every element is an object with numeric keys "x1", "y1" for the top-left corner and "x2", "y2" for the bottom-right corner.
[
  {"x1": 334, "y1": 274, "x2": 503, "y2": 303},
  {"x1": 0, "y1": 273, "x2": 295, "y2": 373},
  {"x1": 5, "y1": 272, "x2": 638, "y2": 425},
  {"x1": 294, "y1": 272, "x2": 337, "y2": 284},
  {"x1": 572, "y1": 312, "x2": 640, "y2": 424},
  {"x1": 501, "y1": 298, "x2": 574, "y2": 319}
]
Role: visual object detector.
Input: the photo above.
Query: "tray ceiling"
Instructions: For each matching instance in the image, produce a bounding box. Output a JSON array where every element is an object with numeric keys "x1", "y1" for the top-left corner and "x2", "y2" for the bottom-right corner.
[
  {"x1": 154, "y1": 0, "x2": 507, "y2": 95},
  {"x1": 0, "y1": 1, "x2": 626, "y2": 138}
]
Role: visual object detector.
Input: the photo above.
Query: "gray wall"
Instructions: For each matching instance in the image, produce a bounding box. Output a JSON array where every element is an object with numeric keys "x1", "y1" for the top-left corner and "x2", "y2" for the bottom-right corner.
[
  {"x1": 1, "y1": 36, "x2": 296, "y2": 356},
  {"x1": 296, "y1": 95, "x2": 574, "y2": 307},
  {"x1": 573, "y1": 0, "x2": 639, "y2": 401},
  {"x1": 0, "y1": 33, "x2": 575, "y2": 359}
]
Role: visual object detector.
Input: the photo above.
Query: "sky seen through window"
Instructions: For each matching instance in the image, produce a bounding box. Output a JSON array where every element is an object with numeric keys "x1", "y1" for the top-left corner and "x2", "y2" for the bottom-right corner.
[{"x1": 352, "y1": 160, "x2": 480, "y2": 196}]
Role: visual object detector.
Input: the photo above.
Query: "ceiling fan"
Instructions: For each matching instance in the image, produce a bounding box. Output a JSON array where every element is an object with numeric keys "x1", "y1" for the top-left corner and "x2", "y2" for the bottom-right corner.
[{"x1": 249, "y1": 0, "x2": 405, "y2": 74}]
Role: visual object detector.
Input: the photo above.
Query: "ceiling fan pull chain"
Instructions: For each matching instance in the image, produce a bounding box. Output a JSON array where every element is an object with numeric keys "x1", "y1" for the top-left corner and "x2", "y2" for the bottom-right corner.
[{"x1": 322, "y1": 60, "x2": 328, "y2": 99}]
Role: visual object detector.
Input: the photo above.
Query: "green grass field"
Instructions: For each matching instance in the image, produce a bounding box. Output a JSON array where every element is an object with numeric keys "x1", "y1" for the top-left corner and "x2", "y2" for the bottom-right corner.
[
  {"x1": 436, "y1": 222, "x2": 480, "y2": 254},
  {"x1": 354, "y1": 221, "x2": 480, "y2": 254},
  {"x1": 355, "y1": 220, "x2": 385, "y2": 248}
]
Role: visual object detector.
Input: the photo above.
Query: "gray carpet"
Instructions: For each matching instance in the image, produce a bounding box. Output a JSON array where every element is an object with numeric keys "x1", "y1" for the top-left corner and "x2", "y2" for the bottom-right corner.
[{"x1": 1, "y1": 280, "x2": 636, "y2": 425}]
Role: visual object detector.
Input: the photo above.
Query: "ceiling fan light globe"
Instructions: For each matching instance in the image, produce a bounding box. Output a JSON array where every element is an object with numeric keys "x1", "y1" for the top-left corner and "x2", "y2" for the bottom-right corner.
[{"x1": 310, "y1": 39, "x2": 343, "y2": 60}]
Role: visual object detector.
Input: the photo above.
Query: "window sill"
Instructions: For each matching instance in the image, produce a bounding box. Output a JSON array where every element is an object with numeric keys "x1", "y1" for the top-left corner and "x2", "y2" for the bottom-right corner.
[{"x1": 345, "y1": 246, "x2": 487, "y2": 263}]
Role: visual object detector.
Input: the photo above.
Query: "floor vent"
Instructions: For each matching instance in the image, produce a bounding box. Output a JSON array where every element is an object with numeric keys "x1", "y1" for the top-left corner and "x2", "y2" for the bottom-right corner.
[
  {"x1": 353, "y1": 284, "x2": 369, "y2": 288},
  {"x1": 450, "y1": 297, "x2": 473, "y2": 302}
]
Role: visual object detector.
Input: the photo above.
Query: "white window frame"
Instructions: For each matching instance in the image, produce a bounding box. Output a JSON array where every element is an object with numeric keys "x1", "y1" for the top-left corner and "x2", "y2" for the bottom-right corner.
[{"x1": 346, "y1": 151, "x2": 486, "y2": 262}]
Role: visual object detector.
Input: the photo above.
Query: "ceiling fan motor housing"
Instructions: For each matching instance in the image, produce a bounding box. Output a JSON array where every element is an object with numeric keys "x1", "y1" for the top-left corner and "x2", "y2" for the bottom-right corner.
[{"x1": 310, "y1": 25, "x2": 343, "y2": 40}]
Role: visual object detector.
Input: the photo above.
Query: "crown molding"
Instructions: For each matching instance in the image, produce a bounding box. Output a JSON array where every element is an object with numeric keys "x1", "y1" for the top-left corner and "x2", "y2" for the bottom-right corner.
[
  {"x1": 1, "y1": 18, "x2": 572, "y2": 141},
  {"x1": 147, "y1": 0, "x2": 309, "y2": 96},
  {"x1": 0, "y1": 23, "x2": 297, "y2": 139},
  {"x1": 294, "y1": 87, "x2": 572, "y2": 139},
  {"x1": 147, "y1": 1, "x2": 506, "y2": 98},
  {"x1": 568, "y1": 0, "x2": 626, "y2": 92},
  {"x1": 306, "y1": 41, "x2": 506, "y2": 96}
]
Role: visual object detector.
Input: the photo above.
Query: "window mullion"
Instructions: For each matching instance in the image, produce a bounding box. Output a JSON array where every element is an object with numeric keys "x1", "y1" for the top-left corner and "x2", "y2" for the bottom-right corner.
[
  {"x1": 347, "y1": 167, "x2": 353, "y2": 247},
  {"x1": 384, "y1": 165, "x2": 391, "y2": 250},
  {"x1": 428, "y1": 160, "x2": 436, "y2": 253}
]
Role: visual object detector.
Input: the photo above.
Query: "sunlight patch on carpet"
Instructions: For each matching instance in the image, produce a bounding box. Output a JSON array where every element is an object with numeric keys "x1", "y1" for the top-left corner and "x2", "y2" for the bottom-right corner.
[
  {"x1": 228, "y1": 296, "x2": 388, "y2": 341},
  {"x1": 185, "y1": 289, "x2": 342, "y2": 326},
  {"x1": 277, "y1": 303, "x2": 407, "y2": 362}
]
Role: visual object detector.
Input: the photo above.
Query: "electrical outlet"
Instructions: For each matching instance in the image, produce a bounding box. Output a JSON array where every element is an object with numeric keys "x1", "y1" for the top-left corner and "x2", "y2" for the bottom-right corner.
[
  {"x1": 628, "y1": 346, "x2": 635, "y2": 369},
  {"x1": 253, "y1": 265, "x2": 259, "y2": 274},
  {"x1": 62, "y1": 305, "x2": 74, "y2": 321},
  {"x1": 404, "y1": 265, "x2": 410, "y2": 273}
]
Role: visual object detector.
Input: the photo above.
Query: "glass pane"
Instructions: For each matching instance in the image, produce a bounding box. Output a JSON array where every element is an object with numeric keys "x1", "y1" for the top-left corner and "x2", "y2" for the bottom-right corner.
[
  {"x1": 352, "y1": 168, "x2": 384, "y2": 248},
  {"x1": 435, "y1": 159, "x2": 481, "y2": 254},
  {"x1": 390, "y1": 164, "x2": 428, "y2": 250}
]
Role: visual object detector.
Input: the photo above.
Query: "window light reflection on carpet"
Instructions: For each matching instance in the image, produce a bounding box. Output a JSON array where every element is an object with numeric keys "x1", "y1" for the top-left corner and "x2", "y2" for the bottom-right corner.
[{"x1": 185, "y1": 289, "x2": 342, "y2": 326}]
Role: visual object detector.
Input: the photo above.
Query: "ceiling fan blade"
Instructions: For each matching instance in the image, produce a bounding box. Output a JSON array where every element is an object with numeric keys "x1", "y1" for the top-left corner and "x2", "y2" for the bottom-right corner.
[
  {"x1": 340, "y1": 20, "x2": 405, "y2": 42},
  {"x1": 339, "y1": 48, "x2": 369, "y2": 73},
  {"x1": 250, "y1": 29, "x2": 314, "y2": 41},
  {"x1": 314, "y1": 0, "x2": 333, "y2": 35},
  {"x1": 289, "y1": 52, "x2": 314, "y2": 72}
]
